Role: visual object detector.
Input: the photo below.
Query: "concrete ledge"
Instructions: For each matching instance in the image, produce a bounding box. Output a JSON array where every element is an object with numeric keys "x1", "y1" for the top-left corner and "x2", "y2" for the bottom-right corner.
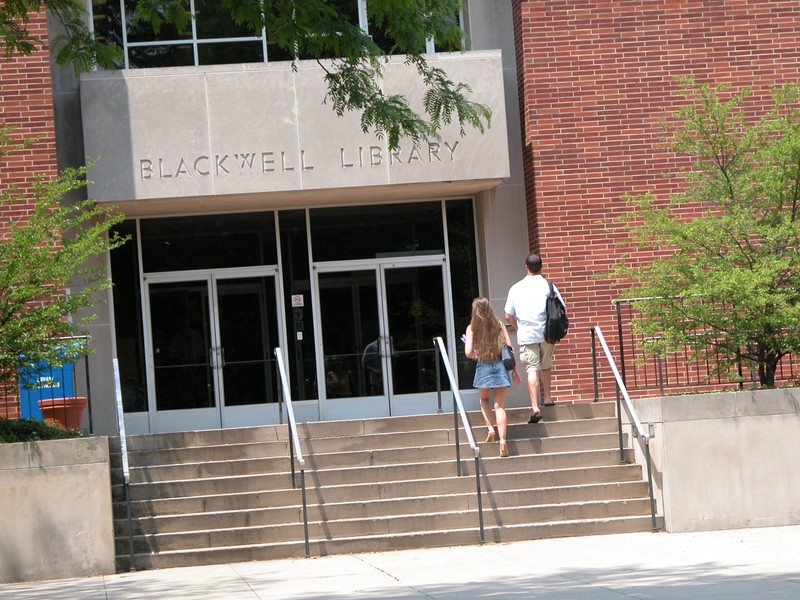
[
  {"x1": 631, "y1": 388, "x2": 800, "y2": 533},
  {"x1": 0, "y1": 436, "x2": 115, "y2": 583}
]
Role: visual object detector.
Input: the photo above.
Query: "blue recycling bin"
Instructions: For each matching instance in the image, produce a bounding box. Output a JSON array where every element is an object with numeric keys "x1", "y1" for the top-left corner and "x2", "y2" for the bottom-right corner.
[{"x1": 18, "y1": 349, "x2": 78, "y2": 421}]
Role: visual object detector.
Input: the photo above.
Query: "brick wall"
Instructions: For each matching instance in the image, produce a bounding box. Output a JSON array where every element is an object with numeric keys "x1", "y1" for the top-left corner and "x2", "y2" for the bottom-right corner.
[
  {"x1": 512, "y1": 0, "x2": 800, "y2": 402},
  {"x1": 0, "y1": 10, "x2": 58, "y2": 417}
]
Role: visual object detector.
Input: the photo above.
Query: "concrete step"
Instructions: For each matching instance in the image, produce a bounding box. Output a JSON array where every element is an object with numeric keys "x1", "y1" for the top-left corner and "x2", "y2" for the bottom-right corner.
[
  {"x1": 115, "y1": 447, "x2": 635, "y2": 500},
  {"x1": 114, "y1": 463, "x2": 646, "y2": 517},
  {"x1": 116, "y1": 514, "x2": 661, "y2": 571},
  {"x1": 118, "y1": 430, "x2": 626, "y2": 483},
  {"x1": 118, "y1": 497, "x2": 653, "y2": 553},
  {"x1": 110, "y1": 404, "x2": 616, "y2": 455},
  {"x1": 116, "y1": 480, "x2": 651, "y2": 536},
  {"x1": 110, "y1": 416, "x2": 618, "y2": 476},
  {"x1": 111, "y1": 401, "x2": 658, "y2": 571}
]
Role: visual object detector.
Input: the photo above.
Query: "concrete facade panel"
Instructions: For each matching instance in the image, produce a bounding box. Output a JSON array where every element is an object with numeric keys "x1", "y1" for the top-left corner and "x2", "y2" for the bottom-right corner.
[
  {"x1": 81, "y1": 53, "x2": 509, "y2": 207},
  {"x1": 629, "y1": 390, "x2": 800, "y2": 533},
  {"x1": 0, "y1": 438, "x2": 115, "y2": 583}
]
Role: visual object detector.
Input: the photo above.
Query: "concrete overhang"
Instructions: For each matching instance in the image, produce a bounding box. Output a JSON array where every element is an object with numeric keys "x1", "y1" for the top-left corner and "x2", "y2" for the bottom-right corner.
[{"x1": 80, "y1": 51, "x2": 510, "y2": 213}]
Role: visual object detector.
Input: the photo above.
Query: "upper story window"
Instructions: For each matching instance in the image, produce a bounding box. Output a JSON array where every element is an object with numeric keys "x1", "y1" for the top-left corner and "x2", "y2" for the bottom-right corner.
[{"x1": 90, "y1": 0, "x2": 463, "y2": 70}]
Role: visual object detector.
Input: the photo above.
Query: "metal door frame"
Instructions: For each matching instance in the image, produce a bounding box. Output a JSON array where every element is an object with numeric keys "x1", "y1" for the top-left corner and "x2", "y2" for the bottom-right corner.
[
  {"x1": 142, "y1": 265, "x2": 284, "y2": 432},
  {"x1": 311, "y1": 254, "x2": 456, "y2": 420}
]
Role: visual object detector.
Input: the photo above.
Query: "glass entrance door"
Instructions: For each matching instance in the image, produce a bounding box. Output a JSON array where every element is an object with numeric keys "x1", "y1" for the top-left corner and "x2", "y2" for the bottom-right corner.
[
  {"x1": 144, "y1": 268, "x2": 282, "y2": 432},
  {"x1": 315, "y1": 257, "x2": 453, "y2": 420}
]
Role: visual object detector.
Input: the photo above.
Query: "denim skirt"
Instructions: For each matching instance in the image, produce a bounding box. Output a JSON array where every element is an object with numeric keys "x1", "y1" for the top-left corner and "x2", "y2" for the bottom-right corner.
[{"x1": 473, "y1": 360, "x2": 511, "y2": 389}]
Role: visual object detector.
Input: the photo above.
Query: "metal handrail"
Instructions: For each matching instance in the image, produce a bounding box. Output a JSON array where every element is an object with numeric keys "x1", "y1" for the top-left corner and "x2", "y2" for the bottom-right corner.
[
  {"x1": 590, "y1": 327, "x2": 658, "y2": 532},
  {"x1": 433, "y1": 336, "x2": 485, "y2": 544},
  {"x1": 273, "y1": 347, "x2": 310, "y2": 557},
  {"x1": 111, "y1": 358, "x2": 136, "y2": 571}
]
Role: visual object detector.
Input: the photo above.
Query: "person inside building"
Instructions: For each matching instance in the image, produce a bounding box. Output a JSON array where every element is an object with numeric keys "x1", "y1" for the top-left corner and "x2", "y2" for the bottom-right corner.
[
  {"x1": 504, "y1": 253, "x2": 566, "y2": 423},
  {"x1": 464, "y1": 296, "x2": 521, "y2": 457},
  {"x1": 325, "y1": 359, "x2": 354, "y2": 398}
]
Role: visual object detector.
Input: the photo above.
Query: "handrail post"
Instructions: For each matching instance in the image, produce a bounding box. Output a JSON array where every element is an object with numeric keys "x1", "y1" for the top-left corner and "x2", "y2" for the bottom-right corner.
[
  {"x1": 83, "y1": 352, "x2": 94, "y2": 433},
  {"x1": 278, "y1": 377, "x2": 284, "y2": 426},
  {"x1": 644, "y1": 439, "x2": 658, "y2": 532},
  {"x1": 453, "y1": 389, "x2": 462, "y2": 476},
  {"x1": 273, "y1": 348, "x2": 310, "y2": 557},
  {"x1": 474, "y1": 454, "x2": 485, "y2": 544},
  {"x1": 591, "y1": 327, "x2": 599, "y2": 402},
  {"x1": 616, "y1": 381, "x2": 625, "y2": 464},
  {"x1": 112, "y1": 358, "x2": 136, "y2": 571},
  {"x1": 435, "y1": 341, "x2": 443, "y2": 413},
  {"x1": 615, "y1": 300, "x2": 627, "y2": 386},
  {"x1": 433, "y1": 336, "x2": 484, "y2": 544},
  {"x1": 289, "y1": 420, "x2": 297, "y2": 488},
  {"x1": 593, "y1": 327, "x2": 659, "y2": 531},
  {"x1": 299, "y1": 468, "x2": 310, "y2": 556}
]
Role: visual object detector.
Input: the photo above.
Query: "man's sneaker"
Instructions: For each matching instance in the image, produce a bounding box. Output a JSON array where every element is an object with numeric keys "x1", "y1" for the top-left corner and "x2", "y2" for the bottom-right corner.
[{"x1": 528, "y1": 412, "x2": 542, "y2": 424}]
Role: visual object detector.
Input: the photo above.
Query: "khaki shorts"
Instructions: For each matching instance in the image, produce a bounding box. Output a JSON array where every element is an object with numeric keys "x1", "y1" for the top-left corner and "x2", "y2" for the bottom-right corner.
[{"x1": 519, "y1": 342, "x2": 556, "y2": 372}]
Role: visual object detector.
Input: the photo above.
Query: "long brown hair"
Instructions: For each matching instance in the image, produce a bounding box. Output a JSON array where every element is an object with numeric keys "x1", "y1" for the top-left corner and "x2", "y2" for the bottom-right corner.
[{"x1": 470, "y1": 297, "x2": 503, "y2": 362}]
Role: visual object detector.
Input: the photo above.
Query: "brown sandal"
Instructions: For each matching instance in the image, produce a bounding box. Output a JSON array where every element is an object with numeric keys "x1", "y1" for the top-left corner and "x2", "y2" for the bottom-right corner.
[
  {"x1": 485, "y1": 430, "x2": 497, "y2": 443},
  {"x1": 499, "y1": 443, "x2": 509, "y2": 457}
]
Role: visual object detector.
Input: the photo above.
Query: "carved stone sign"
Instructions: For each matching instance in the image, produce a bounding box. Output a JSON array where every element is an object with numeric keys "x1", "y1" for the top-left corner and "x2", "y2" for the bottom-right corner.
[{"x1": 80, "y1": 52, "x2": 508, "y2": 204}]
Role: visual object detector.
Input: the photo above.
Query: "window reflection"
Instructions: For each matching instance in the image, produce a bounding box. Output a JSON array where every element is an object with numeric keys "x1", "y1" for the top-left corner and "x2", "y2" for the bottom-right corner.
[
  {"x1": 310, "y1": 202, "x2": 444, "y2": 262},
  {"x1": 140, "y1": 212, "x2": 278, "y2": 272},
  {"x1": 90, "y1": 0, "x2": 463, "y2": 70}
]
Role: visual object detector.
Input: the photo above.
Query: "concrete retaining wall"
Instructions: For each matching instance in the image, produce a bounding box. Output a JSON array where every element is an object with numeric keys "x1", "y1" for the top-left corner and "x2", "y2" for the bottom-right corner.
[
  {"x1": 0, "y1": 436, "x2": 115, "y2": 583},
  {"x1": 631, "y1": 388, "x2": 800, "y2": 532}
]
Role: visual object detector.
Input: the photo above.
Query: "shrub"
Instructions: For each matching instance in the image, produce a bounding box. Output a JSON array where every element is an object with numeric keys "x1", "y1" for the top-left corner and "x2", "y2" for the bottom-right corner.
[{"x1": 0, "y1": 417, "x2": 85, "y2": 443}]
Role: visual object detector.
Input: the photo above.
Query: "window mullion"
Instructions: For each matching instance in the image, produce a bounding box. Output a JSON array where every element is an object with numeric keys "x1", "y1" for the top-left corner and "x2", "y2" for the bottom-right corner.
[
  {"x1": 189, "y1": 0, "x2": 199, "y2": 65},
  {"x1": 120, "y1": 0, "x2": 130, "y2": 69}
]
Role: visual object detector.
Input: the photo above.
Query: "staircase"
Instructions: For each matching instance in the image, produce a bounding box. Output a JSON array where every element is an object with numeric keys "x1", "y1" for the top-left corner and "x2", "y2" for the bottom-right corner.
[{"x1": 111, "y1": 401, "x2": 661, "y2": 571}]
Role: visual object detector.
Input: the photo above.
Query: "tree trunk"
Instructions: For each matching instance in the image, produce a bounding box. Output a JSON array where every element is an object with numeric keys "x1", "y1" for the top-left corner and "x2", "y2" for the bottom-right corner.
[{"x1": 758, "y1": 349, "x2": 780, "y2": 388}]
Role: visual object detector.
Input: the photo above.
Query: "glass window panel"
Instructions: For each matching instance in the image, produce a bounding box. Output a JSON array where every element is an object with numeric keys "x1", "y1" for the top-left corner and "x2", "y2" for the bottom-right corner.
[
  {"x1": 310, "y1": 202, "x2": 444, "y2": 262},
  {"x1": 278, "y1": 210, "x2": 318, "y2": 401},
  {"x1": 446, "y1": 199, "x2": 479, "y2": 387},
  {"x1": 140, "y1": 212, "x2": 278, "y2": 272},
  {"x1": 92, "y1": 0, "x2": 124, "y2": 57},
  {"x1": 195, "y1": 0, "x2": 253, "y2": 39},
  {"x1": 434, "y1": 12, "x2": 464, "y2": 52},
  {"x1": 265, "y1": 38, "x2": 293, "y2": 62},
  {"x1": 319, "y1": 271, "x2": 380, "y2": 398},
  {"x1": 198, "y1": 41, "x2": 264, "y2": 65},
  {"x1": 124, "y1": 0, "x2": 191, "y2": 43},
  {"x1": 384, "y1": 266, "x2": 447, "y2": 395},
  {"x1": 128, "y1": 44, "x2": 194, "y2": 69},
  {"x1": 218, "y1": 277, "x2": 279, "y2": 406},
  {"x1": 109, "y1": 220, "x2": 148, "y2": 412},
  {"x1": 330, "y1": 0, "x2": 360, "y2": 24},
  {"x1": 149, "y1": 281, "x2": 215, "y2": 411}
]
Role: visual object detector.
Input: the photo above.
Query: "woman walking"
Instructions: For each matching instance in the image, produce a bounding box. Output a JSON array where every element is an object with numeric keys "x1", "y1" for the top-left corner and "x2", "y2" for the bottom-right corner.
[{"x1": 464, "y1": 297, "x2": 521, "y2": 457}]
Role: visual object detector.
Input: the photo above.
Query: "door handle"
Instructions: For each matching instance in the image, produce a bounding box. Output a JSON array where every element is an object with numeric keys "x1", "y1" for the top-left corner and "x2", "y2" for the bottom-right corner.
[{"x1": 209, "y1": 346, "x2": 225, "y2": 369}]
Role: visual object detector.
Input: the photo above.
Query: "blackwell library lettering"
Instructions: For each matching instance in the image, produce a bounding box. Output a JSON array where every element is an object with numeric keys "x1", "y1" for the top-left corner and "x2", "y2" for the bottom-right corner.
[
  {"x1": 138, "y1": 141, "x2": 460, "y2": 180},
  {"x1": 339, "y1": 141, "x2": 460, "y2": 168},
  {"x1": 139, "y1": 150, "x2": 314, "y2": 180}
]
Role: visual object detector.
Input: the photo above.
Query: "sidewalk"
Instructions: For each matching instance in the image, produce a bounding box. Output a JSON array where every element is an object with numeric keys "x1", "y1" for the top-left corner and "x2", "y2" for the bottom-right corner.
[{"x1": 2, "y1": 526, "x2": 799, "y2": 599}]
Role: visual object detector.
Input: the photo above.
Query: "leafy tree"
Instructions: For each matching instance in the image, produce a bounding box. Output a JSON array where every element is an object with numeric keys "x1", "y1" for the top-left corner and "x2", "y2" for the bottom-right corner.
[
  {"x1": 611, "y1": 77, "x2": 800, "y2": 388},
  {"x1": 0, "y1": 126, "x2": 128, "y2": 386},
  {"x1": 1, "y1": 0, "x2": 491, "y2": 150}
]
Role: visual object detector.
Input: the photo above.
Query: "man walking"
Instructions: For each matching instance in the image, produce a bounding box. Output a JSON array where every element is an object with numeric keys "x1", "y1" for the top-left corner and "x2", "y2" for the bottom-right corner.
[{"x1": 504, "y1": 253, "x2": 566, "y2": 423}]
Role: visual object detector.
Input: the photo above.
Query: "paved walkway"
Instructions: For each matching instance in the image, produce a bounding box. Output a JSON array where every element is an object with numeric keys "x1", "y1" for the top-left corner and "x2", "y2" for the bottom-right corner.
[{"x1": 2, "y1": 526, "x2": 799, "y2": 599}]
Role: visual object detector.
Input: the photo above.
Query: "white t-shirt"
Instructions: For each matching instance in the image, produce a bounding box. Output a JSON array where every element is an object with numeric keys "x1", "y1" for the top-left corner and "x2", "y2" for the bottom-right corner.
[{"x1": 504, "y1": 274, "x2": 565, "y2": 345}]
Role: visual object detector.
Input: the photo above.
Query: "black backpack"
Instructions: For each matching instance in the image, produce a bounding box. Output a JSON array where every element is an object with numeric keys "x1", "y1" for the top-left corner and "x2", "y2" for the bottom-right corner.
[{"x1": 544, "y1": 279, "x2": 569, "y2": 343}]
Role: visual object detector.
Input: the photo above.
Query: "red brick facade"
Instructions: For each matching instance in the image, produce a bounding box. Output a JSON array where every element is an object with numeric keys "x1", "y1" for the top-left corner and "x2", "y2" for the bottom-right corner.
[
  {"x1": 512, "y1": 0, "x2": 800, "y2": 402},
  {"x1": 0, "y1": 10, "x2": 58, "y2": 417}
]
